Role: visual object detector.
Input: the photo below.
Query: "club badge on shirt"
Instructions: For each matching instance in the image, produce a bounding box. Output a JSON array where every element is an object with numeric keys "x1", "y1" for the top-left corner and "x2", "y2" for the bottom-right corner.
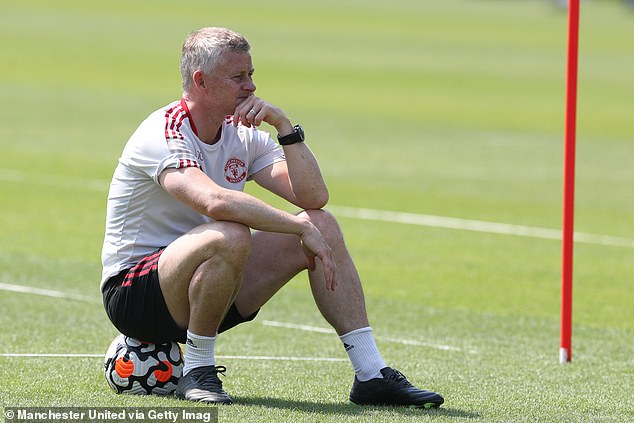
[{"x1": 224, "y1": 158, "x2": 247, "y2": 183}]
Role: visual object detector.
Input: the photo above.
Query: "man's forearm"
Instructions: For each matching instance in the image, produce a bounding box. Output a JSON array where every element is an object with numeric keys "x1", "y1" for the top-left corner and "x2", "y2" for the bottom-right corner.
[
  {"x1": 271, "y1": 116, "x2": 328, "y2": 209},
  {"x1": 212, "y1": 188, "x2": 314, "y2": 235},
  {"x1": 282, "y1": 142, "x2": 329, "y2": 209},
  {"x1": 161, "y1": 167, "x2": 312, "y2": 236}
]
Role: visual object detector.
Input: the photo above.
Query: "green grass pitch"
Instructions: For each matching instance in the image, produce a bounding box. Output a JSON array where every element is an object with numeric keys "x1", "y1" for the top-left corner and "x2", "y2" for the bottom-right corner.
[{"x1": 1, "y1": 0, "x2": 633, "y2": 421}]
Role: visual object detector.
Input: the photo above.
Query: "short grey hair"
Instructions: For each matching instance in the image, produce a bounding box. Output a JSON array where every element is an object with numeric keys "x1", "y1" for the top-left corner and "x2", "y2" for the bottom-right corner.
[{"x1": 180, "y1": 27, "x2": 250, "y2": 93}]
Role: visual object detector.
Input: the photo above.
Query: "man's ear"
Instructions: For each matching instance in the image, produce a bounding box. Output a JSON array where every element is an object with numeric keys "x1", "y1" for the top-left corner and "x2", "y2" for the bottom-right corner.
[{"x1": 193, "y1": 70, "x2": 206, "y2": 89}]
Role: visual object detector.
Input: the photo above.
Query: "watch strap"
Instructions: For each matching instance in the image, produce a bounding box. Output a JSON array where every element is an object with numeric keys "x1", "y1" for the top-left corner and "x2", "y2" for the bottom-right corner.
[{"x1": 277, "y1": 124, "x2": 304, "y2": 146}]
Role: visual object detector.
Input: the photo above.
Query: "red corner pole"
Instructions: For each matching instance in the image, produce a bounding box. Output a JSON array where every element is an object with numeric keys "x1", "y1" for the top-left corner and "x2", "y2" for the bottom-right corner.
[{"x1": 560, "y1": 0, "x2": 580, "y2": 364}]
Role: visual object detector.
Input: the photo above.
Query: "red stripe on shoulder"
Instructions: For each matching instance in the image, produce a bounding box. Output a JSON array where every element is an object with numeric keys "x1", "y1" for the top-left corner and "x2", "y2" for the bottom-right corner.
[{"x1": 164, "y1": 104, "x2": 187, "y2": 141}]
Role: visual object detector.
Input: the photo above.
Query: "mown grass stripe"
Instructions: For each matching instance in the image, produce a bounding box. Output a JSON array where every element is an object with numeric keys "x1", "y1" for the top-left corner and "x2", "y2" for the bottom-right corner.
[
  {"x1": 2, "y1": 168, "x2": 632, "y2": 248},
  {"x1": 262, "y1": 320, "x2": 474, "y2": 354},
  {"x1": 0, "y1": 282, "x2": 101, "y2": 304},
  {"x1": 328, "y1": 205, "x2": 634, "y2": 248}
]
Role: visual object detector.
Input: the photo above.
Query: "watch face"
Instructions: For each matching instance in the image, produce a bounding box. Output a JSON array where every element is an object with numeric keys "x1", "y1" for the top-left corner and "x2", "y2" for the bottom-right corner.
[{"x1": 296, "y1": 125, "x2": 304, "y2": 141}]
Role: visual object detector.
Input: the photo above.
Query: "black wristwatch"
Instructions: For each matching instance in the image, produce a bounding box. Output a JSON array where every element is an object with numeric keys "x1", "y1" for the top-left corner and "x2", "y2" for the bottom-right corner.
[{"x1": 277, "y1": 124, "x2": 305, "y2": 146}]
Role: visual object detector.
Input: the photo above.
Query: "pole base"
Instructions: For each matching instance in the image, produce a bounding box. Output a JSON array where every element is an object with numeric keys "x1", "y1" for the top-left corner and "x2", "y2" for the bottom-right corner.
[{"x1": 559, "y1": 347, "x2": 571, "y2": 364}]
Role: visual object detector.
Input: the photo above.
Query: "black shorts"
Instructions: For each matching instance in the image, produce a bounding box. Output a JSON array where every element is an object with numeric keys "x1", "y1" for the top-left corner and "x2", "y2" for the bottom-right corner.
[{"x1": 102, "y1": 247, "x2": 259, "y2": 344}]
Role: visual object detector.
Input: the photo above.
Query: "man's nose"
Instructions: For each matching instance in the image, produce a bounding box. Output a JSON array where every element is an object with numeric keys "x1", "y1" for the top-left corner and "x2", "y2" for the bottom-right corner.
[{"x1": 244, "y1": 79, "x2": 256, "y2": 92}]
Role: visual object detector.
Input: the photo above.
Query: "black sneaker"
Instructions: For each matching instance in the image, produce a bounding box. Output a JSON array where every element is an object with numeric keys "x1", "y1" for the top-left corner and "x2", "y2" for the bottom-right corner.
[
  {"x1": 349, "y1": 367, "x2": 444, "y2": 409},
  {"x1": 175, "y1": 365, "x2": 232, "y2": 404}
]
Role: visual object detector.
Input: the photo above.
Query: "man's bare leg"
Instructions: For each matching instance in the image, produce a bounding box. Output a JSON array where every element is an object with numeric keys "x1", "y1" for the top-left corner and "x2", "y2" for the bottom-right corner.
[
  {"x1": 158, "y1": 221, "x2": 251, "y2": 404},
  {"x1": 234, "y1": 209, "x2": 444, "y2": 409},
  {"x1": 235, "y1": 209, "x2": 384, "y2": 378},
  {"x1": 159, "y1": 221, "x2": 251, "y2": 335},
  {"x1": 235, "y1": 209, "x2": 368, "y2": 335}
]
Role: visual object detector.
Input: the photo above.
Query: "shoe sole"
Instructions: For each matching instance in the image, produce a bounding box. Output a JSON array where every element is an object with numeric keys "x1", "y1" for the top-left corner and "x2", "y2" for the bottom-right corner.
[
  {"x1": 176, "y1": 395, "x2": 233, "y2": 405},
  {"x1": 349, "y1": 400, "x2": 442, "y2": 410},
  {"x1": 175, "y1": 390, "x2": 233, "y2": 404},
  {"x1": 413, "y1": 402, "x2": 441, "y2": 410}
]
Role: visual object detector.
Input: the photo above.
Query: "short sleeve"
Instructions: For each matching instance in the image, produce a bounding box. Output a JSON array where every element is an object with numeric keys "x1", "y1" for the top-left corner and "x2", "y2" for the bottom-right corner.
[
  {"x1": 245, "y1": 128, "x2": 286, "y2": 180},
  {"x1": 119, "y1": 107, "x2": 201, "y2": 185}
]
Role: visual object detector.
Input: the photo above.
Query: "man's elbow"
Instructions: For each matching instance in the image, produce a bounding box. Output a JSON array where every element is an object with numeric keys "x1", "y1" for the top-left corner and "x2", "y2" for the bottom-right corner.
[
  {"x1": 201, "y1": 191, "x2": 234, "y2": 220},
  {"x1": 297, "y1": 189, "x2": 329, "y2": 210}
]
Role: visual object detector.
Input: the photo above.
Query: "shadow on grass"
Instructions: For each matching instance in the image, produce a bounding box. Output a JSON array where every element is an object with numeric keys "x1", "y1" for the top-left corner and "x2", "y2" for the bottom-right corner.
[{"x1": 233, "y1": 395, "x2": 480, "y2": 419}]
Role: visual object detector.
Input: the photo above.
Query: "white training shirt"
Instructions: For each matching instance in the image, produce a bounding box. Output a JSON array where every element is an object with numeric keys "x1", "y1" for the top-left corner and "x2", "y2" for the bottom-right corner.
[{"x1": 101, "y1": 99, "x2": 285, "y2": 288}]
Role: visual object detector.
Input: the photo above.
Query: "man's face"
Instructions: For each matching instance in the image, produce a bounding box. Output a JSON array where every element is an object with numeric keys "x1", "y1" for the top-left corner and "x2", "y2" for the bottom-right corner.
[{"x1": 205, "y1": 51, "x2": 256, "y2": 115}]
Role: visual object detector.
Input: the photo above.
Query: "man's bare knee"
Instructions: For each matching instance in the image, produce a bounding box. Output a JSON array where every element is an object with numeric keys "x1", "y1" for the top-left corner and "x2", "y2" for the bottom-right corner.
[
  {"x1": 300, "y1": 209, "x2": 343, "y2": 243},
  {"x1": 199, "y1": 221, "x2": 252, "y2": 267},
  {"x1": 158, "y1": 221, "x2": 251, "y2": 305},
  {"x1": 218, "y1": 221, "x2": 252, "y2": 257}
]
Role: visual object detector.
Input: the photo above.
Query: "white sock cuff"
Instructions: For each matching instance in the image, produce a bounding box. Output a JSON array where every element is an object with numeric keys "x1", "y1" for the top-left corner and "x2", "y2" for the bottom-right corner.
[
  {"x1": 183, "y1": 331, "x2": 217, "y2": 375},
  {"x1": 339, "y1": 326, "x2": 373, "y2": 341},
  {"x1": 186, "y1": 331, "x2": 216, "y2": 346},
  {"x1": 339, "y1": 326, "x2": 386, "y2": 381}
]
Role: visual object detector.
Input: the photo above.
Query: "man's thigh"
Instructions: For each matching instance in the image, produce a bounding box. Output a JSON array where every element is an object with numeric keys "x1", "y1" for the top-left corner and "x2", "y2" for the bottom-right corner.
[
  {"x1": 157, "y1": 221, "x2": 251, "y2": 329},
  {"x1": 234, "y1": 229, "x2": 309, "y2": 317},
  {"x1": 158, "y1": 222, "x2": 249, "y2": 284}
]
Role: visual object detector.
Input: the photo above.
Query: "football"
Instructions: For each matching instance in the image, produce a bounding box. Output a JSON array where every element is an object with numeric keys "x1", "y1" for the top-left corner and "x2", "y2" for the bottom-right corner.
[{"x1": 104, "y1": 334, "x2": 183, "y2": 395}]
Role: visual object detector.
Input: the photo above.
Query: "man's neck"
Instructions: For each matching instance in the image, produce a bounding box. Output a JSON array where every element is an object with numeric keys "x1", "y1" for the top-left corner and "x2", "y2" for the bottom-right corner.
[{"x1": 181, "y1": 97, "x2": 224, "y2": 145}]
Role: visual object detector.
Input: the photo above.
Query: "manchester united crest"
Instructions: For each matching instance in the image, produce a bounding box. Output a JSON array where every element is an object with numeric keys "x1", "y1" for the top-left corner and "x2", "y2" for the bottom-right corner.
[{"x1": 224, "y1": 158, "x2": 247, "y2": 183}]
